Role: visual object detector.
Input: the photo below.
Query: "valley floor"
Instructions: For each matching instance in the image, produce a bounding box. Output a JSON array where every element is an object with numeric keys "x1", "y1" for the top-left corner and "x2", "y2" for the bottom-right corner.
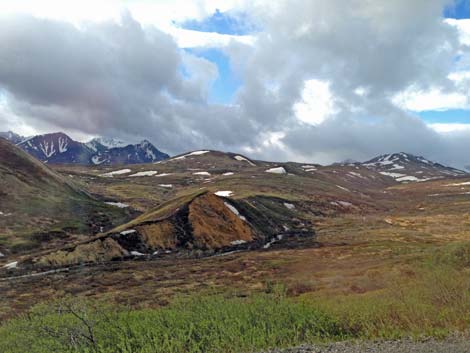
[{"x1": 1, "y1": 153, "x2": 470, "y2": 352}]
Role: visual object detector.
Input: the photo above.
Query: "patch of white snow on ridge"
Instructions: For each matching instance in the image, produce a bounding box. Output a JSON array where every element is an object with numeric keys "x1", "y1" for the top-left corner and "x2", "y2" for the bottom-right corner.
[
  {"x1": 130, "y1": 170, "x2": 158, "y2": 177},
  {"x1": 106, "y1": 202, "x2": 129, "y2": 208},
  {"x1": 155, "y1": 173, "x2": 172, "y2": 177},
  {"x1": 91, "y1": 155, "x2": 106, "y2": 165},
  {"x1": 130, "y1": 251, "x2": 145, "y2": 256},
  {"x1": 120, "y1": 230, "x2": 136, "y2": 235},
  {"x1": 58, "y1": 136, "x2": 68, "y2": 153},
  {"x1": 380, "y1": 172, "x2": 406, "y2": 178},
  {"x1": 231, "y1": 240, "x2": 247, "y2": 245},
  {"x1": 101, "y1": 169, "x2": 132, "y2": 177},
  {"x1": 348, "y1": 172, "x2": 366, "y2": 179},
  {"x1": 284, "y1": 203, "x2": 295, "y2": 210},
  {"x1": 4, "y1": 261, "x2": 18, "y2": 269},
  {"x1": 396, "y1": 176, "x2": 433, "y2": 183},
  {"x1": 159, "y1": 184, "x2": 173, "y2": 188},
  {"x1": 234, "y1": 155, "x2": 256, "y2": 166},
  {"x1": 223, "y1": 172, "x2": 235, "y2": 176},
  {"x1": 171, "y1": 150, "x2": 210, "y2": 161},
  {"x1": 266, "y1": 167, "x2": 287, "y2": 174},
  {"x1": 193, "y1": 171, "x2": 211, "y2": 176},
  {"x1": 224, "y1": 202, "x2": 247, "y2": 221},
  {"x1": 336, "y1": 185, "x2": 350, "y2": 192},
  {"x1": 215, "y1": 191, "x2": 233, "y2": 197},
  {"x1": 389, "y1": 164, "x2": 405, "y2": 170},
  {"x1": 446, "y1": 181, "x2": 470, "y2": 186}
]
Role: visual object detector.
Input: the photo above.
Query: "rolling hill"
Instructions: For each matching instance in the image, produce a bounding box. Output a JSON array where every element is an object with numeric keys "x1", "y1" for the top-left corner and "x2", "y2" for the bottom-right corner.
[{"x1": 0, "y1": 138, "x2": 131, "y2": 256}]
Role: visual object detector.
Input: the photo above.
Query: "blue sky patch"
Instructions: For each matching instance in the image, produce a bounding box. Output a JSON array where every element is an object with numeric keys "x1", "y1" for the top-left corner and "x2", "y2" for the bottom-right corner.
[
  {"x1": 444, "y1": 0, "x2": 470, "y2": 19},
  {"x1": 419, "y1": 109, "x2": 470, "y2": 123},
  {"x1": 186, "y1": 48, "x2": 241, "y2": 104},
  {"x1": 179, "y1": 9, "x2": 256, "y2": 35}
]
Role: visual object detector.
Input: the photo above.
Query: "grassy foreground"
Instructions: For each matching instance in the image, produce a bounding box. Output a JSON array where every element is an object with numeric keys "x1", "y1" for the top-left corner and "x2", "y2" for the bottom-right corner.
[
  {"x1": 0, "y1": 291, "x2": 347, "y2": 353},
  {"x1": 1, "y1": 243, "x2": 469, "y2": 353}
]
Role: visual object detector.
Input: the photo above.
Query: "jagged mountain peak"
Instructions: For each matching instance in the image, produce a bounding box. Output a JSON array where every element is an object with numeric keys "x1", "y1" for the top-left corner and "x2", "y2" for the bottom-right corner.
[
  {"x1": 362, "y1": 152, "x2": 466, "y2": 183},
  {"x1": 14, "y1": 131, "x2": 169, "y2": 165},
  {"x1": 0, "y1": 131, "x2": 25, "y2": 144},
  {"x1": 88, "y1": 137, "x2": 130, "y2": 149}
]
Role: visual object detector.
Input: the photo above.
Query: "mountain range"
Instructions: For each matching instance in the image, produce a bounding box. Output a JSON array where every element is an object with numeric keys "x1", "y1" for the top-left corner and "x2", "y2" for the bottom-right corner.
[{"x1": 0, "y1": 131, "x2": 169, "y2": 165}]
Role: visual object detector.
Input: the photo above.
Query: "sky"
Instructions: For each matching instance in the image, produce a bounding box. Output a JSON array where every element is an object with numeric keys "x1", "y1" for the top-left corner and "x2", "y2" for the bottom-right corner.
[{"x1": 1, "y1": 0, "x2": 470, "y2": 167}]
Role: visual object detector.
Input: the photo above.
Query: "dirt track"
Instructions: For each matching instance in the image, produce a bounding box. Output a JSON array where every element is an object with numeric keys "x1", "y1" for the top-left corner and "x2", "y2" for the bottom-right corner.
[{"x1": 264, "y1": 336, "x2": 470, "y2": 353}]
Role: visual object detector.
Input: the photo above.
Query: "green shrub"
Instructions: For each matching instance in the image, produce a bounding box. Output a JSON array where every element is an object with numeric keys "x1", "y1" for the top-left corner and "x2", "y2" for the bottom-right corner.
[{"x1": 0, "y1": 293, "x2": 347, "y2": 353}]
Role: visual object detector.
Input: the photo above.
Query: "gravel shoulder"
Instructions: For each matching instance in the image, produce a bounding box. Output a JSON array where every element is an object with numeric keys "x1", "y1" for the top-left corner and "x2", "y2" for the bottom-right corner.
[{"x1": 264, "y1": 336, "x2": 470, "y2": 353}]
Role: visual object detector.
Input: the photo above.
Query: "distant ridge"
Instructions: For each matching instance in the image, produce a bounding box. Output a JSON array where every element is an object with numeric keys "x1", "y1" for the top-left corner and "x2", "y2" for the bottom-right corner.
[
  {"x1": 1, "y1": 131, "x2": 169, "y2": 165},
  {"x1": 361, "y1": 152, "x2": 466, "y2": 182}
]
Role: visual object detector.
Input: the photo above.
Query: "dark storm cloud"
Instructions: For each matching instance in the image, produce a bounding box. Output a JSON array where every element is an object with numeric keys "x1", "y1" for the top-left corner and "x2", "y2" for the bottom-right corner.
[
  {"x1": 2, "y1": 1, "x2": 470, "y2": 168},
  {"x1": 227, "y1": 0, "x2": 470, "y2": 167},
  {"x1": 0, "y1": 13, "x2": 256, "y2": 152}
]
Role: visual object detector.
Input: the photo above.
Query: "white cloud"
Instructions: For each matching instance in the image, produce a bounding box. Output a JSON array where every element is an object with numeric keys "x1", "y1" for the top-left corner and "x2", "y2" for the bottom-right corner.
[
  {"x1": 0, "y1": 0, "x2": 254, "y2": 49},
  {"x1": 428, "y1": 123, "x2": 470, "y2": 133},
  {"x1": 393, "y1": 86, "x2": 469, "y2": 111},
  {"x1": 294, "y1": 79, "x2": 337, "y2": 125},
  {"x1": 0, "y1": 0, "x2": 238, "y2": 26},
  {"x1": 166, "y1": 27, "x2": 255, "y2": 48},
  {"x1": 446, "y1": 18, "x2": 470, "y2": 46}
]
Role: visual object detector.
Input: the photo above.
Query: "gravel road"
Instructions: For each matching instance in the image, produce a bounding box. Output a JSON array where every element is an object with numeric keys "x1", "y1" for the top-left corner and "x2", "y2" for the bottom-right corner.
[{"x1": 264, "y1": 336, "x2": 470, "y2": 353}]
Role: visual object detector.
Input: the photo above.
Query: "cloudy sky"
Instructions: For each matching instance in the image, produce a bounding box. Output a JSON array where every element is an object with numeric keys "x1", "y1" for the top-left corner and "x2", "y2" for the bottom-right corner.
[{"x1": 1, "y1": 0, "x2": 470, "y2": 167}]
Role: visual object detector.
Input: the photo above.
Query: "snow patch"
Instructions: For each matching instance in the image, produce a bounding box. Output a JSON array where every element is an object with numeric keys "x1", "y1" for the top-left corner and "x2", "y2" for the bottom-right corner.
[
  {"x1": 234, "y1": 155, "x2": 256, "y2": 166},
  {"x1": 4, "y1": 261, "x2": 18, "y2": 269},
  {"x1": 91, "y1": 155, "x2": 106, "y2": 165},
  {"x1": 397, "y1": 176, "x2": 433, "y2": 183},
  {"x1": 159, "y1": 184, "x2": 173, "y2": 188},
  {"x1": 171, "y1": 150, "x2": 210, "y2": 161},
  {"x1": 215, "y1": 190, "x2": 233, "y2": 197},
  {"x1": 389, "y1": 164, "x2": 405, "y2": 170},
  {"x1": 331, "y1": 201, "x2": 353, "y2": 207},
  {"x1": 155, "y1": 173, "x2": 172, "y2": 177},
  {"x1": 284, "y1": 203, "x2": 295, "y2": 210},
  {"x1": 265, "y1": 167, "x2": 287, "y2": 174},
  {"x1": 223, "y1": 172, "x2": 235, "y2": 176},
  {"x1": 130, "y1": 251, "x2": 145, "y2": 256},
  {"x1": 193, "y1": 171, "x2": 211, "y2": 176},
  {"x1": 380, "y1": 172, "x2": 406, "y2": 178},
  {"x1": 120, "y1": 229, "x2": 136, "y2": 235},
  {"x1": 348, "y1": 172, "x2": 366, "y2": 179},
  {"x1": 231, "y1": 240, "x2": 247, "y2": 245},
  {"x1": 224, "y1": 201, "x2": 247, "y2": 221},
  {"x1": 129, "y1": 170, "x2": 158, "y2": 177},
  {"x1": 101, "y1": 169, "x2": 132, "y2": 177},
  {"x1": 336, "y1": 185, "x2": 350, "y2": 192},
  {"x1": 106, "y1": 202, "x2": 129, "y2": 208},
  {"x1": 445, "y1": 181, "x2": 470, "y2": 186}
]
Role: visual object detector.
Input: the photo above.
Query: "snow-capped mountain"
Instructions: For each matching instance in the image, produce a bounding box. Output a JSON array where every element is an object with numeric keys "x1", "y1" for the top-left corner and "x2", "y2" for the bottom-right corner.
[
  {"x1": 18, "y1": 132, "x2": 91, "y2": 164},
  {"x1": 87, "y1": 137, "x2": 129, "y2": 150},
  {"x1": 15, "y1": 132, "x2": 169, "y2": 165},
  {"x1": 89, "y1": 139, "x2": 169, "y2": 165},
  {"x1": 362, "y1": 152, "x2": 466, "y2": 182},
  {"x1": 0, "y1": 131, "x2": 25, "y2": 144}
]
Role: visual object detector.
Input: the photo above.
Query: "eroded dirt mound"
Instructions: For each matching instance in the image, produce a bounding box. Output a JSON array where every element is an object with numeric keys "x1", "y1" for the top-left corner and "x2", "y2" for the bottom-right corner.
[
  {"x1": 189, "y1": 193, "x2": 254, "y2": 249},
  {"x1": 27, "y1": 192, "x2": 314, "y2": 268}
]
